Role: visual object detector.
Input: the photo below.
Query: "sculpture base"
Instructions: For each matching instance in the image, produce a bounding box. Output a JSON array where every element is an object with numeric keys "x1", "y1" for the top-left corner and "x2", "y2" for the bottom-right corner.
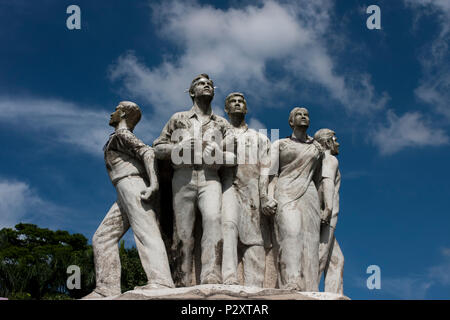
[{"x1": 108, "y1": 284, "x2": 349, "y2": 300}]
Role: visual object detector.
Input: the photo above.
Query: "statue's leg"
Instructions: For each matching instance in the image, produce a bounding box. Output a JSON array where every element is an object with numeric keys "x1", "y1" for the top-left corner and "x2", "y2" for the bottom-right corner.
[
  {"x1": 242, "y1": 245, "x2": 265, "y2": 287},
  {"x1": 89, "y1": 201, "x2": 129, "y2": 297},
  {"x1": 300, "y1": 217, "x2": 320, "y2": 291},
  {"x1": 172, "y1": 172, "x2": 197, "y2": 287},
  {"x1": 115, "y1": 176, "x2": 175, "y2": 289},
  {"x1": 197, "y1": 177, "x2": 223, "y2": 284},
  {"x1": 318, "y1": 222, "x2": 332, "y2": 283},
  {"x1": 221, "y1": 186, "x2": 240, "y2": 285},
  {"x1": 275, "y1": 204, "x2": 302, "y2": 290},
  {"x1": 324, "y1": 239, "x2": 344, "y2": 295}
]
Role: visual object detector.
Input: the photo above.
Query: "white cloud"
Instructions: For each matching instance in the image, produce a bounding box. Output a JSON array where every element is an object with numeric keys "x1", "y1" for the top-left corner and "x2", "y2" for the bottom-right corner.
[
  {"x1": 428, "y1": 247, "x2": 450, "y2": 286},
  {"x1": 109, "y1": 0, "x2": 388, "y2": 118},
  {"x1": 382, "y1": 276, "x2": 433, "y2": 299},
  {"x1": 0, "y1": 97, "x2": 159, "y2": 156},
  {"x1": 404, "y1": 0, "x2": 450, "y2": 119},
  {"x1": 372, "y1": 110, "x2": 449, "y2": 155},
  {"x1": 415, "y1": 70, "x2": 450, "y2": 119},
  {"x1": 248, "y1": 118, "x2": 266, "y2": 131},
  {"x1": 0, "y1": 180, "x2": 32, "y2": 228},
  {"x1": 0, "y1": 97, "x2": 110, "y2": 155},
  {"x1": 428, "y1": 262, "x2": 450, "y2": 286},
  {"x1": 442, "y1": 248, "x2": 450, "y2": 257},
  {"x1": 370, "y1": 248, "x2": 450, "y2": 299},
  {"x1": 0, "y1": 178, "x2": 66, "y2": 230},
  {"x1": 405, "y1": 0, "x2": 450, "y2": 15}
]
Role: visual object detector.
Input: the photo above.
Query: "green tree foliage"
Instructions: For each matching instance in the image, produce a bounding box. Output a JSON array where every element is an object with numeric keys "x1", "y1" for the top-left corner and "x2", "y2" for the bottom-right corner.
[
  {"x1": 0, "y1": 224, "x2": 148, "y2": 299},
  {"x1": 119, "y1": 240, "x2": 147, "y2": 292},
  {"x1": 0, "y1": 223, "x2": 95, "y2": 299}
]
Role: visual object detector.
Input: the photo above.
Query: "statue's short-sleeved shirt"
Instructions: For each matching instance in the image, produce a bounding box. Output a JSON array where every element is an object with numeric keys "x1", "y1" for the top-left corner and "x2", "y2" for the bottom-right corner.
[
  {"x1": 104, "y1": 128, "x2": 153, "y2": 185},
  {"x1": 319, "y1": 154, "x2": 340, "y2": 216},
  {"x1": 153, "y1": 107, "x2": 230, "y2": 171}
]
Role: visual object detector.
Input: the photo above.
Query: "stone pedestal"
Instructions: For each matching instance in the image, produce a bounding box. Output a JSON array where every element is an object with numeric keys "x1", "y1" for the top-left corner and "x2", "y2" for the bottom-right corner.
[{"x1": 105, "y1": 284, "x2": 349, "y2": 300}]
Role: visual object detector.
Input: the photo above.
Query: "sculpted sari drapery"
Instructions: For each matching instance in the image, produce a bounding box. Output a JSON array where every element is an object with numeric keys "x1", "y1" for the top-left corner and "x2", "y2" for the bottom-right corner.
[{"x1": 271, "y1": 136, "x2": 323, "y2": 291}]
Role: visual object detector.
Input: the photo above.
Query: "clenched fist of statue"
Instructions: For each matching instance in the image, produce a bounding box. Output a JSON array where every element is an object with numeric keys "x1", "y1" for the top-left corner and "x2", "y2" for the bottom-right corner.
[
  {"x1": 321, "y1": 207, "x2": 332, "y2": 223},
  {"x1": 203, "y1": 140, "x2": 222, "y2": 158},
  {"x1": 178, "y1": 137, "x2": 196, "y2": 150},
  {"x1": 140, "y1": 187, "x2": 157, "y2": 201},
  {"x1": 261, "y1": 196, "x2": 278, "y2": 216}
]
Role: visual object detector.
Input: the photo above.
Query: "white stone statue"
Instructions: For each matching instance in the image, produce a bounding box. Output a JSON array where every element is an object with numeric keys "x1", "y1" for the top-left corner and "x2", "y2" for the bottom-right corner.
[
  {"x1": 220, "y1": 92, "x2": 275, "y2": 287},
  {"x1": 77, "y1": 70, "x2": 351, "y2": 300},
  {"x1": 268, "y1": 107, "x2": 323, "y2": 291},
  {"x1": 153, "y1": 74, "x2": 235, "y2": 286},
  {"x1": 314, "y1": 128, "x2": 344, "y2": 294},
  {"x1": 83, "y1": 101, "x2": 174, "y2": 299}
]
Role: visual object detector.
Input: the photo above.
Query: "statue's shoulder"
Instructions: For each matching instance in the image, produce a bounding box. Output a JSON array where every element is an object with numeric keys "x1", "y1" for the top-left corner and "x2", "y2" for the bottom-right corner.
[
  {"x1": 116, "y1": 128, "x2": 148, "y2": 147},
  {"x1": 246, "y1": 127, "x2": 259, "y2": 134},
  {"x1": 272, "y1": 138, "x2": 289, "y2": 150},
  {"x1": 248, "y1": 128, "x2": 270, "y2": 144},
  {"x1": 212, "y1": 114, "x2": 229, "y2": 125},
  {"x1": 312, "y1": 139, "x2": 324, "y2": 154},
  {"x1": 212, "y1": 114, "x2": 231, "y2": 132},
  {"x1": 323, "y1": 153, "x2": 339, "y2": 168},
  {"x1": 115, "y1": 128, "x2": 135, "y2": 139},
  {"x1": 321, "y1": 153, "x2": 339, "y2": 179},
  {"x1": 163, "y1": 109, "x2": 193, "y2": 129},
  {"x1": 279, "y1": 137, "x2": 291, "y2": 145},
  {"x1": 169, "y1": 110, "x2": 191, "y2": 120}
]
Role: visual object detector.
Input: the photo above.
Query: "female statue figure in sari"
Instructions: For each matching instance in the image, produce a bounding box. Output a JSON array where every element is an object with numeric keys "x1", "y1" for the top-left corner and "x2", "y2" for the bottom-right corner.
[{"x1": 267, "y1": 107, "x2": 323, "y2": 291}]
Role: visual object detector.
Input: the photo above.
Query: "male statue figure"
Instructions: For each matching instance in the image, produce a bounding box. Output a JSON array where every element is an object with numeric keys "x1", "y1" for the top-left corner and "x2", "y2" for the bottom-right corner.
[
  {"x1": 83, "y1": 101, "x2": 174, "y2": 299},
  {"x1": 221, "y1": 92, "x2": 276, "y2": 287},
  {"x1": 314, "y1": 128, "x2": 344, "y2": 294},
  {"x1": 153, "y1": 74, "x2": 234, "y2": 286}
]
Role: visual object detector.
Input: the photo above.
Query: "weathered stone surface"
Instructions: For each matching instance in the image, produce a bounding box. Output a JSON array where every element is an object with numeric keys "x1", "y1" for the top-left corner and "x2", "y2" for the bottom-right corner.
[
  {"x1": 85, "y1": 77, "x2": 348, "y2": 300},
  {"x1": 82, "y1": 101, "x2": 174, "y2": 300},
  {"x1": 314, "y1": 128, "x2": 344, "y2": 294},
  {"x1": 102, "y1": 285, "x2": 350, "y2": 300},
  {"x1": 269, "y1": 107, "x2": 324, "y2": 291}
]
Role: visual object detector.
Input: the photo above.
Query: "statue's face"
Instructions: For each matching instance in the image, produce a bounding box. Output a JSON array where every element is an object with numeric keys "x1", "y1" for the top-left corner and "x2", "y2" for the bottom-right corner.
[
  {"x1": 292, "y1": 108, "x2": 310, "y2": 128},
  {"x1": 191, "y1": 77, "x2": 214, "y2": 99},
  {"x1": 330, "y1": 134, "x2": 340, "y2": 155},
  {"x1": 227, "y1": 95, "x2": 247, "y2": 114},
  {"x1": 109, "y1": 105, "x2": 124, "y2": 126}
]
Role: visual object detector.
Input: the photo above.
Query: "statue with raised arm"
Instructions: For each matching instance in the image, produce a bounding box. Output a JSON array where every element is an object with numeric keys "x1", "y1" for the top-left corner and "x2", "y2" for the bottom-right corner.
[
  {"x1": 220, "y1": 92, "x2": 276, "y2": 287},
  {"x1": 83, "y1": 101, "x2": 174, "y2": 299},
  {"x1": 153, "y1": 74, "x2": 235, "y2": 286},
  {"x1": 268, "y1": 107, "x2": 323, "y2": 291},
  {"x1": 314, "y1": 128, "x2": 344, "y2": 294}
]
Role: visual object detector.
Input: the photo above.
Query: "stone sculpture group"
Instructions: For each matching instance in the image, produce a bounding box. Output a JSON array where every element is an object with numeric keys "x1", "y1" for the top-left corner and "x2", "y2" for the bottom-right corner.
[{"x1": 83, "y1": 74, "x2": 344, "y2": 299}]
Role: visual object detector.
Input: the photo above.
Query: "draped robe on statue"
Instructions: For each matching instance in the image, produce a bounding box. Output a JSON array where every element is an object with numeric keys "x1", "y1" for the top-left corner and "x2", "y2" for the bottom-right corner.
[{"x1": 271, "y1": 136, "x2": 323, "y2": 291}]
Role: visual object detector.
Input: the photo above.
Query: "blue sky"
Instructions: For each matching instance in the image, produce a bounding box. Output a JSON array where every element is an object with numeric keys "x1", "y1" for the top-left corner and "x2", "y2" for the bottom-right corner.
[{"x1": 0, "y1": 0, "x2": 449, "y2": 299}]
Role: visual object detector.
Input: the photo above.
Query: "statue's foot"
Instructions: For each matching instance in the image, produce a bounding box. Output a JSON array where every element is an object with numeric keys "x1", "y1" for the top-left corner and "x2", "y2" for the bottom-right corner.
[
  {"x1": 284, "y1": 283, "x2": 300, "y2": 291},
  {"x1": 223, "y1": 278, "x2": 239, "y2": 286},
  {"x1": 81, "y1": 290, "x2": 108, "y2": 300},
  {"x1": 201, "y1": 274, "x2": 222, "y2": 285},
  {"x1": 134, "y1": 283, "x2": 173, "y2": 290}
]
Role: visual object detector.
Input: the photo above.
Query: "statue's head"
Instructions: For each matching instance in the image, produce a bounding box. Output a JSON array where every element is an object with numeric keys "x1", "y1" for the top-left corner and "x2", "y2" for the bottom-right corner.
[
  {"x1": 189, "y1": 73, "x2": 214, "y2": 102},
  {"x1": 314, "y1": 128, "x2": 339, "y2": 155},
  {"x1": 224, "y1": 92, "x2": 247, "y2": 115},
  {"x1": 288, "y1": 107, "x2": 310, "y2": 130},
  {"x1": 109, "y1": 101, "x2": 142, "y2": 130}
]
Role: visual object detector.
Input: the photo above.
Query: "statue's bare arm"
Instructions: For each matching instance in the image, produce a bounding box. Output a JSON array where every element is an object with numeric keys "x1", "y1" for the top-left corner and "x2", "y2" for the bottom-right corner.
[{"x1": 321, "y1": 155, "x2": 338, "y2": 222}]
